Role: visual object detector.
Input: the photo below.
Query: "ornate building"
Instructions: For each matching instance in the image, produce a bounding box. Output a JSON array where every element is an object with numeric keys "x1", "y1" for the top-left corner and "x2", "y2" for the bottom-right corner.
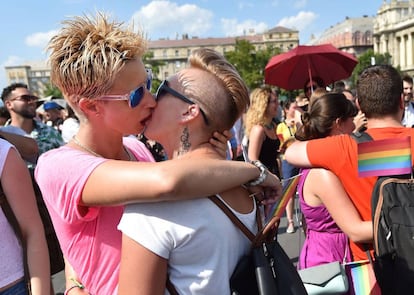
[
  {"x1": 4, "y1": 26, "x2": 298, "y2": 95},
  {"x1": 373, "y1": 0, "x2": 414, "y2": 74},
  {"x1": 148, "y1": 26, "x2": 299, "y2": 80},
  {"x1": 310, "y1": 16, "x2": 374, "y2": 56}
]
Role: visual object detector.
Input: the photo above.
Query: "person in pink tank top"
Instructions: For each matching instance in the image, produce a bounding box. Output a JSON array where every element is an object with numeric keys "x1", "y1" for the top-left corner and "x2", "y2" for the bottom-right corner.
[{"x1": 35, "y1": 12, "x2": 282, "y2": 295}]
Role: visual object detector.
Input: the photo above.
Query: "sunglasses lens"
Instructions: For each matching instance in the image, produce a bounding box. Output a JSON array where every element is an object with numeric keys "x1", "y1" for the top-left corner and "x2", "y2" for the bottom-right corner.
[
  {"x1": 129, "y1": 86, "x2": 145, "y2": 108},
  {"x1": 23, "y1": 95, "x2": 37, "y2": 102}
]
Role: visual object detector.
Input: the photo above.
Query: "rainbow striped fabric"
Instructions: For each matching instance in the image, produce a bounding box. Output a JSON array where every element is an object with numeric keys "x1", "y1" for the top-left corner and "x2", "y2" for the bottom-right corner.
[
  {"x1": 264, "y1": 174, "x2": 300, "y2": 225},
  {"x1": 357, "y1": 137, "x2": 412, "y2": 177},
  {"x1": 346, "y1": 260, "x2": 382, "y2": 295}
]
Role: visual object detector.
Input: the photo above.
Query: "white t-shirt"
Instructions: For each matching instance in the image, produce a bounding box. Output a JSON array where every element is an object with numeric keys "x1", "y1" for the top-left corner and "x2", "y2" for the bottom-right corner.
[
  {"x1": 402, "y1": 102, "x2": 414, "y2": 127},
  {"x1": 61, "y1": 117, "x2": 80, "y2": 143},
  {"x1": 118, "y1": 196, "x2": 257, "y2": 295},
  {"x1": 0, "y1": 139, "x2": 24, "y2": 288}
]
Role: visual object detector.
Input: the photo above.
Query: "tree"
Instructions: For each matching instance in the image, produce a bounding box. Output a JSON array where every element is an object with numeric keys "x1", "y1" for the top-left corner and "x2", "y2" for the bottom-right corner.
[
  {"x1": 351, "y1": 49, "x2": 393, "y2": 87},
  {"x1": 143, "y1": 51, "x2": 165, "y2": 92},
  {"x1": 225, "y1": 39, "x2": 281, "y2": 90},
  {"x1": 42, "y1": 83, "x2": 62, "y2": 98}
]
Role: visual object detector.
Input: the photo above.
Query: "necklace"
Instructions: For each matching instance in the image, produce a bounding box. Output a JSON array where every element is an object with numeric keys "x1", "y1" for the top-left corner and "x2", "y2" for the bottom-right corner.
[
  {"x1": 72, "y1": 136, "x2": 133, "y2": 161},
  {"x1": 264, "y1": 121, "x2": 275, "y2": 130}
]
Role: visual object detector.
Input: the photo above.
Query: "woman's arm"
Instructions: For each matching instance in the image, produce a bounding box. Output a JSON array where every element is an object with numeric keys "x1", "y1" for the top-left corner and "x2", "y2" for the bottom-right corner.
[
  {"x1": 63, "y1": 259, "x2": 89, "y2": 295},
  {"x1": 118, "y1": 234, "x2": 167, "y2": 295},
  {"x1": 284, "y1": 140, "x2": 312, "y2": 167},
  {"x1": 247, "y1": 125, "x2": 265, "y2": 161},
  {"x1": 81, "y1": 156, "x2": 281, "y2": 206},
  {"x1": 305, "y1": 168, "x2": 372, "y2": 242},
  {"x1": 0, "y1": 130, "x2": 39, "y2": 161},
  {"x1": 2, "y1": 148, "x2": 50, "y2": 295}
]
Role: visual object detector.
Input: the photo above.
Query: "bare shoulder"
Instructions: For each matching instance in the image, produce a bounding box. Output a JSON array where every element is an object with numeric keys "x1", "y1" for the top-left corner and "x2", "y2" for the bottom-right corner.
[
  {"x1": 219, "y1": 186, "x2": 254, "y2": 214},
  {"x1": 251, "y1": 124, "x2": 265, "y2": 134}
]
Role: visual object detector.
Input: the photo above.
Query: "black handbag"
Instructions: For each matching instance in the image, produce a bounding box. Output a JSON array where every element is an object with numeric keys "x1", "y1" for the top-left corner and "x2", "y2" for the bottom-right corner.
[{"x1": 209, "y1": 196, "x2": 308, "y2": 295}]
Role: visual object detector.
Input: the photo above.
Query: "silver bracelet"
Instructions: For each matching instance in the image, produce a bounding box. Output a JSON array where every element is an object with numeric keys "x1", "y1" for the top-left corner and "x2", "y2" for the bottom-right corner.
[{"x1": 245, "y1": 160, "x2": 268, "y2": 186}]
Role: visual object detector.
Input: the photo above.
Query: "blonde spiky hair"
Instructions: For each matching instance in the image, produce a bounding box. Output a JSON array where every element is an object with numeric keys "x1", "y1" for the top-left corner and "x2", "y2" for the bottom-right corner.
[{"x1": 48, "y1": 12, "x2": 147, "y2": 102}]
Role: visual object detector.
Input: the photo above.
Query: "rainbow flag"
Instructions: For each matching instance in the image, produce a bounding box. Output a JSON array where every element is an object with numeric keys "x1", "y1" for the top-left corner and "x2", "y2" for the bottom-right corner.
[
  {"x1": 346, "y1": 260, "x2": 381, "y2": 295},
  {"x1": 264, "y1": 174, "x2": 301, "y2": 226},
  {"x1": 357, "y1": 137, "x2": 412, "y2": 177}
]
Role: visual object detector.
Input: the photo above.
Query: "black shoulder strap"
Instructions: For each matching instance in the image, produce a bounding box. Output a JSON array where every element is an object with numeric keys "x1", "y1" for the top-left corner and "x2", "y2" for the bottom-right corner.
[
  {"x1": 166, "y1": 196, "x2": 260, "y2": 295},
  {"x1": 351, "y1": 131, "x2": 373, "y2": 143},
  {"x1": 209, "y1": 195, "x2": 258, "y2": 242}
]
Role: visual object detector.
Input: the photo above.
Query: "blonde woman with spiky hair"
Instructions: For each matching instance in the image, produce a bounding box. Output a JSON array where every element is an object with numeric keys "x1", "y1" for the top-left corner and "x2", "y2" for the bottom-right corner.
[
  {"x1": 34, "y1": 13, "x2": 281, "y2": 294},
  {"x1": 245, "y1": 86, "x2": 281, "y2": 178}
]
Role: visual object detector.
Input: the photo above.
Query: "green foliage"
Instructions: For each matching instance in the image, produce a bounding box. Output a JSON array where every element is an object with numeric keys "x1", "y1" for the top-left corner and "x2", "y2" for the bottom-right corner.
[
  {"x1": 351, "y1": 49, "x2": 393, "y2": 87},
  {"x1": 143, "y1": 51, "x2": 164, "y2": 93},
  {"x1": 225, "y1": 39, "x2": 281, "y2": 90},
  {"x1": 143, "y1": 51, "x2": 165, "y2": 76},
  {"x1": 42, "y1": 83, "x2": 62, "y2": 98}
]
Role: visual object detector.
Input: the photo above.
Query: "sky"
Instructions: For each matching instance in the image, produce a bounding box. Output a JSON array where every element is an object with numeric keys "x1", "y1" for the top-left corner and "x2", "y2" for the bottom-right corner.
[{"x1": 0, "y1": 0, "x2": 385, "y2": 91}]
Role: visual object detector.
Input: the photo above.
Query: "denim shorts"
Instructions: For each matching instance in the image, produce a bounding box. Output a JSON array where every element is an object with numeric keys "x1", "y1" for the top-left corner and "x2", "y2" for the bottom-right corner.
[{"x1": 0, "y1": 280, "x2": 29, "y2": 295}]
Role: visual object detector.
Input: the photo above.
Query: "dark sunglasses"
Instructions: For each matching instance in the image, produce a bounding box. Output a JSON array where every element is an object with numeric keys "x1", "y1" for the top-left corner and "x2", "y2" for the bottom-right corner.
[
  {"x1": 155, "y1": 80, "x2": 209, "y2": 125},
  {"x1": 98, "y1": 69, "x2": 152, "y2": 108},
  {"x1": 10, "y1": 94, "x2": 38, "y2": 103}
]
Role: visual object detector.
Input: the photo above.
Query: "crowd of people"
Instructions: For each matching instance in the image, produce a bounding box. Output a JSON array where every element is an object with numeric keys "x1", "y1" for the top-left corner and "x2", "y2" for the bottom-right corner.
[{"x1": 1, "y1": 10, "x2": 414, "y2": 295}]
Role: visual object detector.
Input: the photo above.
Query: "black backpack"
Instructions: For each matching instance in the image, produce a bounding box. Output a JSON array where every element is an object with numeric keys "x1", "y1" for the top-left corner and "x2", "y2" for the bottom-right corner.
[{"x1": 352, "y1": 132, "x2": 414, "y2": 294}]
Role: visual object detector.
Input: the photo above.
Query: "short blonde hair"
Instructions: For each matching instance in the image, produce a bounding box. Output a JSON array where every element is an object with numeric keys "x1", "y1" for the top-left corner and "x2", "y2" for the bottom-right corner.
[{"x1": 48, "y1": 12, "x2": 147, "y2": 103}]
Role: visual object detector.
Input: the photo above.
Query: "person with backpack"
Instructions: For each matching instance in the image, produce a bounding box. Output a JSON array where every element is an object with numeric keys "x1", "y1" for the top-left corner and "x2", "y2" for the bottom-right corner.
[
  {"x1": 295, "y1": 93, "x2": 373, "y2": 270},
  {"x1": 285, "y1": 65, "x2": 414, "y2": 294}
]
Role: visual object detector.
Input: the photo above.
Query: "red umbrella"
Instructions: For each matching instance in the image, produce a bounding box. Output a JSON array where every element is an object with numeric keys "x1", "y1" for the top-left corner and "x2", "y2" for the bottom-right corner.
[{"x1": 264, "y1": 44, "x2": 358, "y2": 90}]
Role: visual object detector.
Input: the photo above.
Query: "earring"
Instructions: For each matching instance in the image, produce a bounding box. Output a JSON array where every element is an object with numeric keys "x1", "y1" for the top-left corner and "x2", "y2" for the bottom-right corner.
[{"x1": 178, "y1": 126, "x2": 191, "y2": 155}]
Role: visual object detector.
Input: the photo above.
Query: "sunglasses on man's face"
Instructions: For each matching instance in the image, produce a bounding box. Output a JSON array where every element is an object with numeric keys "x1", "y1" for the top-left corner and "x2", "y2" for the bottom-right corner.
[
  {"x1": 155, "y1": 80, "x2": 209, "y2": 125},
  {"x1": 10, "y1": 94, "x2": 39, "y2": 103},
  {"x1": 98, "y1": 69, "x2": 152, "y2": 108}
]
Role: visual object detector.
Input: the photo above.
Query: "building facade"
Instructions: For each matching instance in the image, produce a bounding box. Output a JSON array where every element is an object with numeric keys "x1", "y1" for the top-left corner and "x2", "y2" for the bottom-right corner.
[
  {"x1": 310, "y1": 16, "x2": 374, "y2": 56},
  {"x1": 4, "y1": 26, "x2": 298, "y2": 95},
  {"x1": 5, "y1": 61, "x2": 50, "y2": 97},
  {"x1": 373, "y1": 0, "x2": 414, "y2": 75},
  {"x1": 148, "y1": 26, "x2": 299, "y2": 80}
]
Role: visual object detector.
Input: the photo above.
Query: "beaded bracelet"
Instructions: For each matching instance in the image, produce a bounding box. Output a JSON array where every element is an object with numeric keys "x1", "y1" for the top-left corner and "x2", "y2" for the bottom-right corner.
[{"x1": 244, "y1": 160, "x2": 268, "y2": 187}]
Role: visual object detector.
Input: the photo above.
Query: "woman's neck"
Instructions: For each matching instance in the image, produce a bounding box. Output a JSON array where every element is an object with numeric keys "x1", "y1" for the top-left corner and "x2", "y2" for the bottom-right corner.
[{"x1": 264, "y1": 119, "x2": 275, "y2": 130}]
